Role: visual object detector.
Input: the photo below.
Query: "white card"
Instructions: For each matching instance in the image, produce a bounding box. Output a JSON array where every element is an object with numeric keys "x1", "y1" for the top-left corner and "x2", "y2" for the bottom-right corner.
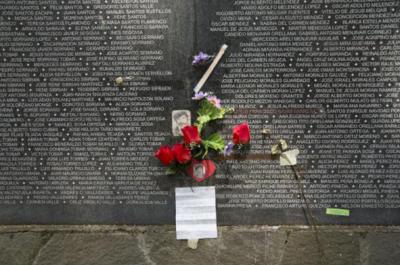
[
  {"x1": 280, "y1": 149, "x2": 300, "y2": 166},
  {"x1": 175, "y1": 186, "x2": 218, "y2": 240}
]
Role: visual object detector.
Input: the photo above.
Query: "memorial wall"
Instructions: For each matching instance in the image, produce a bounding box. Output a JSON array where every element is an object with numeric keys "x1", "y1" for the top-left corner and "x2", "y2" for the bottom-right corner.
[{"x1": 0, "y1": 0, "x2": 400, "y2": 224}]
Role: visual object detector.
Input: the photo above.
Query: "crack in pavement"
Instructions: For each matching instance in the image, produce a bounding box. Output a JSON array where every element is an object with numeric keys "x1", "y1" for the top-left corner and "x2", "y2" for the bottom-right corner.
[
  {"x1": 137, "y1": 232, "x2": 157, "y2": 265},
  {"x1": 31, "y1": 233, "x2": 54, "y2": 265}
]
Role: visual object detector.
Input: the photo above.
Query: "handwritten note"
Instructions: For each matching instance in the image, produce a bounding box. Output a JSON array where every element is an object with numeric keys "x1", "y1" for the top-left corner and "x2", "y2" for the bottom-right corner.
[{"x1": 175, "y1": 186, "x2": 218, "y2": 240}]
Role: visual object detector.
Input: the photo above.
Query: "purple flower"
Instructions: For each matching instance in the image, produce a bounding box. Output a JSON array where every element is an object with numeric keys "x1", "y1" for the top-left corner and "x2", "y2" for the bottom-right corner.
[
  {"x1": 207, "y1": 95, "x2": 221, "y2": 108},
  {"x1": 192, "y1": 51, "x2": 211, "y2": 66},
  {"x1": 223, "y1": 142, "x2": 234, "y2": 157},
  {"x1": 192, "y1": 91, "x2": 208, "y2": 100}
]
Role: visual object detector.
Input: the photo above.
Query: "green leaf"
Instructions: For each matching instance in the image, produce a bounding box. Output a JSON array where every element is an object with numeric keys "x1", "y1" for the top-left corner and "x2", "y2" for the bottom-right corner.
[
  {"x1": 165, "y1": 167, "x2": 177, "y2": 175},
  {"x1": 195, "y1": 115, "x2": 211, "y2": 131},
  {"x1": 193, "y1": 149, "x2": 203, "y2": 158},
  {"x1": 197, "y1": 100, "x2": 214, "y2": 116},
  {"x1": 203, "y1": 133, "x2": 225, "y2": 152},
  {"x1": 202, "y1": 148, "x2": 209, "y2": 159},
  {"x1": 197, "y1": 115, "x2": 211, "y2": 124},
  {"x1": 197, "y1": 100, "x2": 226, "y2": 123}
]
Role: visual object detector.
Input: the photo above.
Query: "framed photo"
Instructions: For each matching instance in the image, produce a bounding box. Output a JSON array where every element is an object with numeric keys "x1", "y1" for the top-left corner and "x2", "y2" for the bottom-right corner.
[{"x1": 172, "y1": 110, "x2": 191, "y2": 136}]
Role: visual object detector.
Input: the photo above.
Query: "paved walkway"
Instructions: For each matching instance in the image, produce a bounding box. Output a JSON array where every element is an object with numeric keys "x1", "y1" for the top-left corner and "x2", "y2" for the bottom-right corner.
[{"x1": 0, "y1": 225, "x2": 398, "y2": 265}]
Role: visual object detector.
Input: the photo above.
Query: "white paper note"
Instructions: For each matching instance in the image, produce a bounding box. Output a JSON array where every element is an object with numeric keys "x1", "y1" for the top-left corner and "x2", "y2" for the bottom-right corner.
[
  {"x1": 175, "y1": 186, "x2": 218, "y2": 240},
  {"x1": 280, "y1": 149, "x2": 300, "y2": 166}
]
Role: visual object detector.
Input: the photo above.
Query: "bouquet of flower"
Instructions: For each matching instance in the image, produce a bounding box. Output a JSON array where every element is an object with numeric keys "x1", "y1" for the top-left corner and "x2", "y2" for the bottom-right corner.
[{"x1": 154, "y1": 91, "x2": 251, "y2": 182}]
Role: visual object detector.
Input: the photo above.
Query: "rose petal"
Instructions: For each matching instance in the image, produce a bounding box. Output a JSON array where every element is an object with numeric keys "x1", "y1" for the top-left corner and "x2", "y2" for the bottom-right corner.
[
  {"x1": 182, "y1": 125, "x2": 201, "y2": 145},
  {"x1": 172, "y1": 143, "x2": 191, "y2": 164},
  {"x1": 232, "y1": 123, "x2": 251, "y2": 145},
  {"x1": 154, "y1": 145, "x2": 174, "y2": 166}
]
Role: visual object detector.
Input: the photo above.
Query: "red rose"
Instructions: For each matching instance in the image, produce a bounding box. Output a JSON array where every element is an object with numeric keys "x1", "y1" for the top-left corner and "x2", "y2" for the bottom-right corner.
[
  {"x1": 154, "y1": 145, "x2": 174, "y2": 166},
  {"x1": 181, "y1": 125, "x2": 201, "y2": 145},
  {"x1": 232, "y1": 123, "x2": 251, "y2": 144},
  {"x1": 172, "y1": 143, "x2": 192, "y2": 164}
]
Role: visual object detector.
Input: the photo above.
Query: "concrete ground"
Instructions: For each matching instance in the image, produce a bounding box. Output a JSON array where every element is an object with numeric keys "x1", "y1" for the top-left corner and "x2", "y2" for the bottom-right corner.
[{"x1": 0, "y1": 225, "x2": 398, "y2": 265}]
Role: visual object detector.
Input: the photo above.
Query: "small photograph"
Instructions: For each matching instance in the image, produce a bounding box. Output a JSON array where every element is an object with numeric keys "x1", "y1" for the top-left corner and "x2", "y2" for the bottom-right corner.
[
  {"x1": 193, "y1": 163, "x2": 206, "y2": 179},
  {"x1": 172, "y1": 110, "x2": 191, "y2": 136}
]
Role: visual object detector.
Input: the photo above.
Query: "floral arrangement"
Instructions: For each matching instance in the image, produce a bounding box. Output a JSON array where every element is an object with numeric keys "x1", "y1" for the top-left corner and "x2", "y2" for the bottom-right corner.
[
  {"x1": 154, "y1": 50, "x2": 251, "y2": 182},
  {"x1": 154, "y1": 89, "x2": 251, "y2": 182}
]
